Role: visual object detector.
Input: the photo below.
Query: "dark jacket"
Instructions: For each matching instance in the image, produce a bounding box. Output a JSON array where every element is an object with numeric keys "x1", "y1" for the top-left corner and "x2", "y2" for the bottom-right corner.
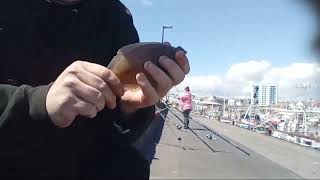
[{"x1": 0, "y1": 0, "x2": 153, "y2": 179}]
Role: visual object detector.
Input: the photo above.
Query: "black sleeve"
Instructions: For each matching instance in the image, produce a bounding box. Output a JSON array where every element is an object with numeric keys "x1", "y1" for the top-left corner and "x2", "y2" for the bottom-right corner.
[
  {"x1": 111, "y1": 1, "x2": 155, "y2": 143},
  {"x1": 0, "y1": 84, "x2": 55, "y2": 138}
]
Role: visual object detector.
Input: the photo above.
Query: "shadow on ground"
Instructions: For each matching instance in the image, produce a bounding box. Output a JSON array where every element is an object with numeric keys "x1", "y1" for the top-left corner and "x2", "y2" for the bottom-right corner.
[{"x1": 133, "y1": 102, "x2": 169, "y2": 164}]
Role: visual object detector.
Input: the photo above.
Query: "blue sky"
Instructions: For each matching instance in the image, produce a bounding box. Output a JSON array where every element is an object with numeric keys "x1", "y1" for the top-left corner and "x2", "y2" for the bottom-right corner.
[
  {"x1": 121, "y1": 0, "x2": 320, "y2": 99},
  {"x1": 122, "y1": 0, "x2": 317, "y2": 75}
]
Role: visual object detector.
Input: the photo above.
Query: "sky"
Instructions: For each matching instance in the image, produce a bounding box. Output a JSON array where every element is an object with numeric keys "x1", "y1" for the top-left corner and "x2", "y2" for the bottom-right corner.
[{"x1": 121, "y1": 0, "x2": 320, "y2": 100}]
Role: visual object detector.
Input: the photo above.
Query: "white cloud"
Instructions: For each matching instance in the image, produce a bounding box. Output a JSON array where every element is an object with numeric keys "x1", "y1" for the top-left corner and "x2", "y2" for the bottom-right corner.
[
  {"x1": 175, "y1": 60, "x2": 320, "y2": 100},
  {"x1": 141, "y1": 0, "x2": 153, "y2": 6},
  {"x1": 263, "y1": 63, "x2": 320, "y2": 100},
  {"x1": 175, "y1": 75, "x2": 223, "y2": 95},
  {"x1": 225, "y1": 60, "x2": 270, "y2": 83},
  {"x1": 224, "y1": 60, "x2": 271, "y2": 96}
]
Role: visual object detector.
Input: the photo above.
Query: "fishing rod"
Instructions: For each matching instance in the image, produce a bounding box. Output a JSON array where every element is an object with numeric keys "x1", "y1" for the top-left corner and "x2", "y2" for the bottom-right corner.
[
  {"x1": 161, "y1": 100, "x2": 251, "y2": 156},
  {"x1": 158, "y1": 101, "x2": 217, "y2": 153}
]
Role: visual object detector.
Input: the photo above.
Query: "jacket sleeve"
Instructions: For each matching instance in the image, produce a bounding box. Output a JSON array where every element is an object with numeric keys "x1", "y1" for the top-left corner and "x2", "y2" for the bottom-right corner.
[
  {"x1": 111, "y1": 1, "x2": 155, "y2": 143},
  {"x1": 0, "y1": 84, "x2": 55, "y2": 138}
]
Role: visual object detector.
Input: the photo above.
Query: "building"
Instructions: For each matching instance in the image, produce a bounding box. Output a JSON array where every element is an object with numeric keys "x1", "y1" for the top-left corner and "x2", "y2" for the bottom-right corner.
[
  {"x1": 275, "y1": 101, "x2": 289, "y2": 109},
  {"x1": 227, "y1": 99, "x2": 235, "y2": 106},
  {"x1": 256, "y1": 84, "x2": 278, "y2": 106},
  {"x1": 235, "y1": 99, "x2": 244, "y2": 107},
  {"x1": 227, "y1": 98, "x2": 244, "y2": 107}
]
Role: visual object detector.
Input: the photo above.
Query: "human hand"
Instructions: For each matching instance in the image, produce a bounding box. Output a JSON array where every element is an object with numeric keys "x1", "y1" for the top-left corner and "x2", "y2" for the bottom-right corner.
[
  {"x1": 46, "y1": 61, "x2": 124, "y2": 127},
  {"x1": 120, "y1": 50, "x2": 190, "y2": 112}
]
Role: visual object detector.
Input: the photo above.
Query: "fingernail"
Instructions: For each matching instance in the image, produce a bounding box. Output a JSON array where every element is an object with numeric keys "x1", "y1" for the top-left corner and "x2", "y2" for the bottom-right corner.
[
  {"x1": 137, "y1": 73, "x2": 147, "y2": 86},
  {"x1": 144, "y1": 61, "x2": 152, "y2": 69},
  {"x1": 159, "y1": 56, "x2": 167, "y2": 64},
  {"x1": 177, "y1": 51, "x2": 185, "y2": 58},
  {"x1": 111, "y1": 101, "x2": 116, "y2": 109},
  {"x1": 136, "y1": 73, "x2": 143, "y2": 81},
  {"x1": 119, "y1": 87, "x2": 124, "y2": 96}
]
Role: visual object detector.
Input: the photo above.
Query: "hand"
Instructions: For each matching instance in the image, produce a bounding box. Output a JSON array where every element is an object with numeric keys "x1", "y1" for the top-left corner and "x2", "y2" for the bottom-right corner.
[
  {"x1": 120, "y1": 50, "x2": 190, "y2": 112},
  {"x1": 46, "y1": 61, "x2": 124, "y2": 128}
]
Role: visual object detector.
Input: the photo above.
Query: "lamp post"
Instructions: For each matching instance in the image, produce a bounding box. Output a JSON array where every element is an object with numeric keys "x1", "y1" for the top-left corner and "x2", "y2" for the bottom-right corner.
[
  {"x1": 162, "y1": 26, "x2": 173, "y2": 43},
  {"x1": 161, "y1": 26, "x2": 172, "y2": 103}
]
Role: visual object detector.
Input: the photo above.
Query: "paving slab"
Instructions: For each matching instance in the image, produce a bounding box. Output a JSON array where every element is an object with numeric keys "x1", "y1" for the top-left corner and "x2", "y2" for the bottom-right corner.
[
  {"x1": 148, "y1": 107, "x2": 302, "y2": 179},
  {"x1": 192, "y1": 112, "x2": 320, "y2": 179}
]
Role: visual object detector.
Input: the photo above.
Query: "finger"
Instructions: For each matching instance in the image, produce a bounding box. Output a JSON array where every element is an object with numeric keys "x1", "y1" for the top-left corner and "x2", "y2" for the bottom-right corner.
[
  {"x1": 68, "y1": 76, "x2": 116, "y2": 110},
  {"x1": 75, "y1": 67, "x2": 117, "y2": 110},
  {"x1": 73, "y1": 96, "x2": 98, "y2": 119},
  {"x1": 66, "y1": 77, "x2": 102, "y2": 111},
  {"x1": 159, "y1": 56, "x2": 185, "y2": 86},
  {"x1": 136, "y1": 73, "x2": 159, "y2": 107},
  {"x1": 175, "y1": 51, "x2": 190, "y2": 74},
  {"x1": 78, "y1": 61, "x2": 124, "y2": 97},
  {"x1": 144, "y1": 61, "x2": 172, "y2": 97}
]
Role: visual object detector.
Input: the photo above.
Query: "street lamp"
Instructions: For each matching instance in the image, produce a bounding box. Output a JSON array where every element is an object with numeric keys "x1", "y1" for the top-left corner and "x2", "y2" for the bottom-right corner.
[
  {"x1": 162, "y1": 26, "x2": 173, "y2": 43},
  {"x1": 161, "y1": 26, "x2": 172, "y2": 103}
]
